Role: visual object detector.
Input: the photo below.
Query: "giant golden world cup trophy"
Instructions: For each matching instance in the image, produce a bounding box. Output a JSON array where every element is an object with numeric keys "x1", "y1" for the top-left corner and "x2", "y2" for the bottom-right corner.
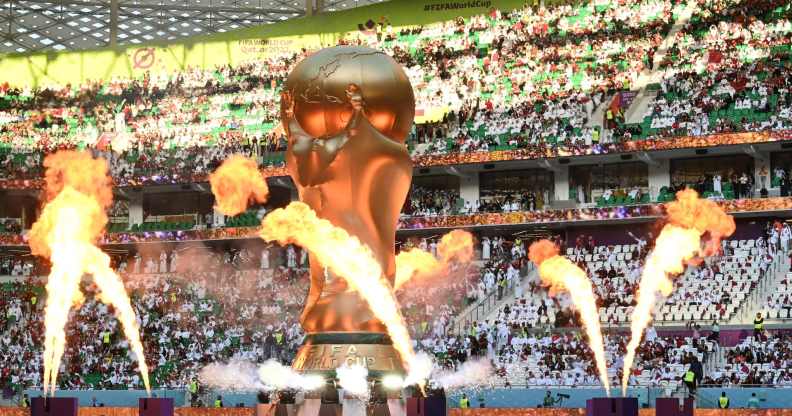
[{"x1": 280, "y1": 46, "x2": 414, "y2": 377}]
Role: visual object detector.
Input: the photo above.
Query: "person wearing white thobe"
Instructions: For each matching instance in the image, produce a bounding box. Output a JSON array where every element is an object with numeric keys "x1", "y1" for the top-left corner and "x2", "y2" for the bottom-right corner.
[
  {"x1": 782, "y1": 225, "x2": 791, "y2": 252},
  {"x1": 300, "y1": 248, "x2": 308, "y2": 267},
  {"x1": 159, "y1": 251, "x2": 167, "y2": 273},
  {"x1": 260, "y1": 248, "x2": 270, "y2": 269},
  {"x1": 170, "y1": 252, "x2": 179, "y2": 272},
  {"x1": 287, "y1": 245, "x2": 297, "y2": 268}
]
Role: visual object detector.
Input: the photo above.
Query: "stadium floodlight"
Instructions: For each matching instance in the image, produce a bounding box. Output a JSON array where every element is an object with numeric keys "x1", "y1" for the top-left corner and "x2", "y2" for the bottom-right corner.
[{"x1": 382, "y1": 375, "x2": 405, "y2": 390}]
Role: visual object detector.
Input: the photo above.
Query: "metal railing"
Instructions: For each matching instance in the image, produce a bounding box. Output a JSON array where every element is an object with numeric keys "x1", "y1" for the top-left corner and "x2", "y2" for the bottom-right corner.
[
  {"x1": 453, "y1": 263, "x2": 535, "y2": 335},
  {"x1": 734, "y1": 254, "x2": 782, "y2": 324}
]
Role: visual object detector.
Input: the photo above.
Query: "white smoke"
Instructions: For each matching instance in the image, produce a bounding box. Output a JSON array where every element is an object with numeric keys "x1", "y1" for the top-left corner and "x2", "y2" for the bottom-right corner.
[
  {"x1": 403, "y1": 353, "x2": 494, "y2": 390},
  {"x1": 200, "y1": 355, "x2": 493, "y2": 395},
  {"x1": 336, "y1": 364, "x2": 370, "y2": 398},
  {"x1": 199, "y1": 360, "x2": 262, "y2": 391},
  {"x1": 432, "y1": 358, "x2": 494, "y2": 389},
  {"x1": 199, "y1": 360, "x2": 324, "y2": 392},
  {"x1": 404, "y1": 352, "x2": 435, "y2": 387},
  {"x1": 258, "y1": 360, "x2": 325, "y2": 391}
]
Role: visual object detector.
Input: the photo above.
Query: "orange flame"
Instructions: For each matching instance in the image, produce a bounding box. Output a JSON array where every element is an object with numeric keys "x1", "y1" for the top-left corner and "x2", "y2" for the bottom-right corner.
[
  {"x1": 437, "y1": 230, "x2": 475, "y2": 262},
  {"x1": 527, "y1": 239, "x2": 559, "y2": 268},
  {"x1": 30, "y1": 151, "x2": 113, "y2": 258},
  {"x1": 29, "y1": 151, "x2": 150, "y2": 396},
  {"x1": 621, "y1": 189, "x2": 735, "y2": 394},
  {"x1": 394, "y1": 250, "x2": 438, "y2": 290},
  {"x1": 528, "y1": 240, "x2": 611, "y2": 393},
  {"x1": 666, "y1": 188, "x2": 736, "y2": 256},
  {"x1": 259, "y1": 202, "x2": 416, "y2": 370},
  {"x1": 209, "y1": 155, "x2": 269, "y2": 216},
  {"x1": 394, "y1": 230, "x2": 474, "y2": 289}
]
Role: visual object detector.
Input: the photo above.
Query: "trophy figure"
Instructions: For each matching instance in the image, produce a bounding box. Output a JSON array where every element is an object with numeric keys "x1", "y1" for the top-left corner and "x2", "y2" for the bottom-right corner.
[{"x1": 280, "y1": 46, "x2": 415, "y2": 377}]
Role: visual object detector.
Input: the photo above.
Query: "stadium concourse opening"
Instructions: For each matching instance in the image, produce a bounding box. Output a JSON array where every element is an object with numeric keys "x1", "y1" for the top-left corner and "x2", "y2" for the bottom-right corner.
[{"x1": 2, "y1": 0, "x2": 792, "y2": 413}]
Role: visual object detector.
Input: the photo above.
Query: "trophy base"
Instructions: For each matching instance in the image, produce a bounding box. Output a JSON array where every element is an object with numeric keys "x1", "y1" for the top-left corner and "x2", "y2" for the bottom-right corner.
[
  {"x1": 291, "y1": 333, "x2": 406, "y2": 377},
  {"x1": 288, "y1": 399, "x2": 404, "y2": 416}
]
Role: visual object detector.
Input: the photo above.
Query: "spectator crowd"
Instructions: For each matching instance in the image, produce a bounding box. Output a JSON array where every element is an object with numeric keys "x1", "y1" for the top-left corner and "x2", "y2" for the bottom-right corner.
[
  {"x1": 0, "y1": 0, "x2": 790, "y2": 188},
  {"x1": 1, "y1": 0, "x2": 792, "y2": 400}
]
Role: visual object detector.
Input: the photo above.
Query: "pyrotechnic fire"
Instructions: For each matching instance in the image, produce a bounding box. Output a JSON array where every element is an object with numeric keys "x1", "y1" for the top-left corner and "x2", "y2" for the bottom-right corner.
[
  {"x1": 432, "y1": 357, "x2": 494, "y2": 389},
  {"x1": 403, "y1": 352, "x2": 434, "y2": 388},
  {"x1": 621, "y1": 189, "x2": 735, "y2": 394},
  {"x1": 199, "y1": 360, "x2": 263, "y2": 391},
  {"x1": 209, "y1": 155, "x2": 269, "y2": 216},
  {"x1": 29, "y1": 151, "x2": 150, "y2": 395},
  {"x1": 528, "y1": 240, "x2": 611, "y2": 394},
  {"x1": 260, "y1": 202, "x2": 416, "y2": 370},
  {"x1": 258, "y1": 360, "x2": 324, "y2": 391},
  {"x1": 210, "y1": 160, "x2": 472, "y2": 388},
  {"x1": 336, "y1": 363, "x2": 370, "y2": 398},
  {"x1": 394, "y1": 230, "x2": 474, "y2": 289}
]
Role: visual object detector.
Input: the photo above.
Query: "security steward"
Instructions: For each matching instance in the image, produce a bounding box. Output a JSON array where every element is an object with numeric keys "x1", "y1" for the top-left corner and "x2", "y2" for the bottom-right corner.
[
  {"x1": 459, "y1": 393, "x2": 470, "y2": 409},
  {"x1": 754, "y1": 313, "x2": 764, "y2": 339},
  {"x1": 719, "y1": 392, "x2": 730, "y2": 409}
]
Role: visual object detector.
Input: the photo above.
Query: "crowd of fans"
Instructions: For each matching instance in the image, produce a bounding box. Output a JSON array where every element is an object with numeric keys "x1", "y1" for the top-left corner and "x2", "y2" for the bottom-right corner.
[
  {"x1": 633, "y1": 0, "x2": 792, "y2": 141},
  {"x1": 402, "y1": 186, "x2": 548, "y2": 218},
  {"x1": 1, "y1": 224, "x2": 790, "y2": 395},
  {"x1": 707, "y1": 333, "x2": 792, "y2": 386},
  {"x1": 485, "y1": 329, "x2": 716, "y2": 388},
  {"x1": 402, "y1": 0, "x2": 674, "y2": 154},
  {"x1": 0, "y1": 232, "x2": 525, "y2": 392},
  {"x1": 764, "y1": 273, "x2": 792, "y2": 317},
  {"x1": 453, "y1": 230, "x2": 780, "y2": 388},
  {"x1": 402, "y1": 186, "x2": 464, "y2": 217},
  {"x1": 0, "y1": 59, "x2": 292, "y2": 186},
  {"x1": 563, "y1": 231, "x2": 776, "y2": 325},
  {"x1": 0, "y1": 0, "x2": 789, "y2": 188},
  {"x1": 1, "y1": 0, "x2": 792, "y2": 398},
  {"x1": 0, "y1": 244, "x2": 308, "y2": 391},
  {"x1": 405, "y1": 0, "x2": 792, "y2": 158}
]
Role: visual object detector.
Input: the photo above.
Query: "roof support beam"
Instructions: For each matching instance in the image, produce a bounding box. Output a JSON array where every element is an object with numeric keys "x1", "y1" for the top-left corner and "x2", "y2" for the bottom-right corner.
[
  {"x1": 109, "y1": 0, "x2": 118, "y2": 48},
  {"x1": 13, "y1": 0, "x2": 291, "y2": 15}
]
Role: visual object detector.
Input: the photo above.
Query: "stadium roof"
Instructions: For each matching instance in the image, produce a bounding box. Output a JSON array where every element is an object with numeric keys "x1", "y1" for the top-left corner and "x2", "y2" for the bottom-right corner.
[{"x1": 0, "y1": 0, "x2": 387, "y2": 54}]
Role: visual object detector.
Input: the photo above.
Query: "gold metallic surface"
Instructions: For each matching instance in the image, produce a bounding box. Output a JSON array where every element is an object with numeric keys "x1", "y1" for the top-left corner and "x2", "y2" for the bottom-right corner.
[
  {"x1": 280, "y1": 45, "x2": 415, "y2": 334},
  {"x1": 292, "y1": 343, "x2": 404, "y2": 373}
]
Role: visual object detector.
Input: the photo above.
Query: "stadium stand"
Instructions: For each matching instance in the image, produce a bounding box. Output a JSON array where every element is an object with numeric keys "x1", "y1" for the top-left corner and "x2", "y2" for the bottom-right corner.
[
  {"x1": 1, "y1": 225, "x2": 790, "y2": 408},
  {"x1": 764, "y1": 272, "x2": 792, "y2": 319},
  {"x1": 610, "y1": 238, "x2": 773, "y2": 324},
  {"x1": 0, "y1": 246, "x2": 307, "y2": 391},
  {"x1": 714, "y1": 333, "x2": 792, "y2": 386},
  {"x1": 488, "y1": 332, "x2": 716, "y2": 389},
  {"x1": 0, "y1": 234, "x2": 522, "y2": 391},
  {"x1": 0, "y1": 0, "x2": 790, "y2": 188},
  {"x1": 2, "y1": 0, "x2": 792, "y2": 411}
]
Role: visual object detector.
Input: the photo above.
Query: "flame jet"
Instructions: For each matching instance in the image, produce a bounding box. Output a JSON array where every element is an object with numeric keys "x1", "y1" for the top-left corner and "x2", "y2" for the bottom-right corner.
[
  {"x1": 621, "y1": 189, "x2": 735, "y2": 394},
  {"x1": 208, "y1": 158, "x2": 469, "y2": 384},
  {"x1": 29, "y1": 151, "x2": 150, "y2": 395},
  {"x1": 260, "y1": 202, "x2": 417, "y2": 371},
  {"x1": 209, "y1": 155, "x2": 270, "y2": 217},
  {"x1": 394, "y1": 230, "x2": 474, "y2": 289},
  {"x1": 528, "y1": 240, "x2": 611, "y2": 394}
]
